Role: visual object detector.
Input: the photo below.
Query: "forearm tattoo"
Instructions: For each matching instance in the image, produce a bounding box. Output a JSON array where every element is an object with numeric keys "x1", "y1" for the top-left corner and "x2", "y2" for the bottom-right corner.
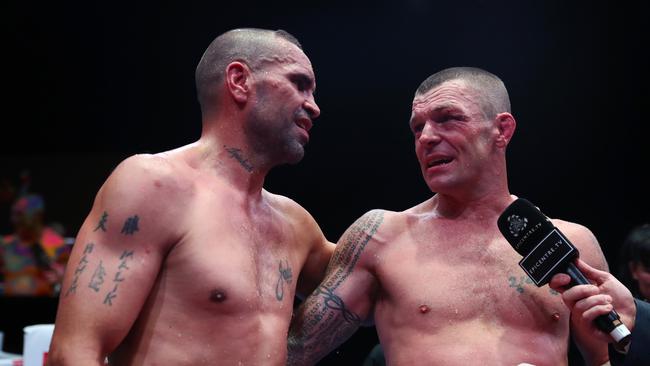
[
  {"x1": 288, "y1": 210, "x2": 384, "y2": 365},
  {"x1": 275, "y1": 259, "x2": 293, "y2": 301}
]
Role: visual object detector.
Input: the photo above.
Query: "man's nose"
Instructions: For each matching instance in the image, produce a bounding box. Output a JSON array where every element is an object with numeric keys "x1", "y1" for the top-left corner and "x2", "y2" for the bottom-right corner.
[
  {"x1": 304, "y1": 97, "x2": 320, "y2": 120},
  {"x1": 418, "y1": 122, "x2": 441, "y2": 145}
]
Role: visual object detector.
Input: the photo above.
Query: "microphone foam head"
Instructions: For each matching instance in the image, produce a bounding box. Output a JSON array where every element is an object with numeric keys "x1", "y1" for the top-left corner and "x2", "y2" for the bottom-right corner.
[{"x1": 497, "y1": 198, "x2": 554, "y2": 256}]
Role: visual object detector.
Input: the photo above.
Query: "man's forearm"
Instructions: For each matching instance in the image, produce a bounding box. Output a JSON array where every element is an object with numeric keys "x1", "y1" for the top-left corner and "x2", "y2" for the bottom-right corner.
[{"x1": 287, "y1": 285, "x2": 362, "y2": 366}]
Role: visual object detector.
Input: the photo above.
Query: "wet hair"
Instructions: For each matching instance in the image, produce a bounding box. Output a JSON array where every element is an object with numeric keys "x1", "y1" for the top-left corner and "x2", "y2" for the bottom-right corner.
[
  {"x1": 415, "y1": 67, "x2": 511, "y2": 120},
  {"x1": 618, "y1": 223, "x2": 650, "y2": 298},
  {"x1": 194, "y1": 28, "x2": 303, "y2": 114}
]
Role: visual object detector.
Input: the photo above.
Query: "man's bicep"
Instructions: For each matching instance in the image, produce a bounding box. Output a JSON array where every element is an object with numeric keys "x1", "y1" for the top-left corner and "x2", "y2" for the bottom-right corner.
[
  {"x1": 53, "y1": 207, "x2": 165, "y2": 353},
  {"x1": 51, "y1": 163, "x2": 174, "y2": 358}
]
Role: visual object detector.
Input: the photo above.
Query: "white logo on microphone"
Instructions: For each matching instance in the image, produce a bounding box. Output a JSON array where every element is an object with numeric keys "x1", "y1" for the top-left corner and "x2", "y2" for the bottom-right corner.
[{"x1": 507, "y1": 215, "x2": 528, "y2": 237}]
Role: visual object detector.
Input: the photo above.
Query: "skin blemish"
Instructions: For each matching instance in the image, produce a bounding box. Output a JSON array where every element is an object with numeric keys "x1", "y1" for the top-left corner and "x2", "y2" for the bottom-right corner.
[
  {"x1": 209, "y1": 289, "x2": 227, "y2": 303},
  {"x1": 419, "y1": 304, "x2": 430, "y2": 314},
  {"x1": 551, "y1": 312, "x2": 560, "y2": 321}
]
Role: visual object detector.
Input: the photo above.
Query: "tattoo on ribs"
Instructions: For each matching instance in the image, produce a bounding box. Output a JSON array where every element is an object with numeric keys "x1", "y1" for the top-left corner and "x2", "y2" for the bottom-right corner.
[
  {"x1": 103, "y1": 250, "x2": 134, "y2": 306},
  {"x1": 121, "y1": 215, "x2": 139, "y2": 235},
  {"x1": 225, "y1": 145, "x2": 254, "y2": 173},
  {"x1": 94, "y1": 211, "x2": 108, "y2": 232},
  {"x1": 275, "y1": 259, "x2": 293, "y2": 301},
  {"x1": 65, "y1": 243, "x2": 95, "y2": 296}
]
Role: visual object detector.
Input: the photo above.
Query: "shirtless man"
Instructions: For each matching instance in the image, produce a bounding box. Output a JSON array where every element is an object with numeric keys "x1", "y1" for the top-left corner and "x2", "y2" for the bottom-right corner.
[
  {"x1": 288, "y1": 67, "x2": 610, "y2": 365},
  {"x1": 47, "y1": 28, "x2": 334, "y2": 365}
]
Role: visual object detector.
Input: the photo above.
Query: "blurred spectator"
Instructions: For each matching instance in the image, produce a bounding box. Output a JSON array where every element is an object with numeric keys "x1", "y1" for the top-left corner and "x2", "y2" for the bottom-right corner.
[
  {"x1": 0, "y1": 194, "x2": 70, "y2": 296},
  {"x1": 617, "y1": 223, "x2": 650, "y2": 301}
]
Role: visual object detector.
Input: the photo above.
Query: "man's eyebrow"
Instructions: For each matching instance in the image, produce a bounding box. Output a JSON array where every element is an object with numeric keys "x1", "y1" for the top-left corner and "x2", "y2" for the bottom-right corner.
[{"x1": 290, "y1": 72, "x2": 316, "y2": 91}]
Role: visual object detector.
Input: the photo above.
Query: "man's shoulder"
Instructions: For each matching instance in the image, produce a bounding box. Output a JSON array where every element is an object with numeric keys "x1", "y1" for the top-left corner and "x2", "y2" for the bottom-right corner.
[
  {"x1": 109, "y1": 153, "x2": 194, "y2": 193},
  {"x1": 97, "y1": 153, "x2": 196, "y2": 216},
  {"x1": 550, "y1": 218, "x2": 594, "y2": 239}
]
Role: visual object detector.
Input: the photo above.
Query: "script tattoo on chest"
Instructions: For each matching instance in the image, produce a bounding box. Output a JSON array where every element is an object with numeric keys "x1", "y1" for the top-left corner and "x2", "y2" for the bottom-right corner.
[{"x1": 275, "y1": 259, "x2": 293, "y2": 301}]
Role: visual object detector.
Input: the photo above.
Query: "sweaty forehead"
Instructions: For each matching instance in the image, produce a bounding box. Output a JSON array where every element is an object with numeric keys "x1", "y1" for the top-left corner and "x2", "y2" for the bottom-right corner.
[{"x1": 411, "y1": 80, "x2": 480, "y2": 113}]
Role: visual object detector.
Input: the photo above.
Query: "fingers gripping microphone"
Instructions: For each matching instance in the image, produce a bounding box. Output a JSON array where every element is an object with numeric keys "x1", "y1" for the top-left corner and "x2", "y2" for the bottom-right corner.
[{"x1": 497, "y1": 198, "x2": 631, "y2": 345}]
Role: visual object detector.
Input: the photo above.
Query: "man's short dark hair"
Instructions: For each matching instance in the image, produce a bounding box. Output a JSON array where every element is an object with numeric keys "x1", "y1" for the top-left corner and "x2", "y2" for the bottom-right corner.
[
  {"x1": 416, "y1": 67, "x2": 511, "y2": 119},
  {"x1": 195, "y1": 28, "x2": 303, "y2": 114}
]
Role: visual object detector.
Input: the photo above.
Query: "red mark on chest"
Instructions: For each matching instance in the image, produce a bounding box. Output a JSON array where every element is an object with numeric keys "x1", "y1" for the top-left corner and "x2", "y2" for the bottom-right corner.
[
  {"x1": 419, "y1": 305, "x2": 430, "y2": 314},
  {"x1": 551, "y1": 312, "x2": 560, "y2": 321}
]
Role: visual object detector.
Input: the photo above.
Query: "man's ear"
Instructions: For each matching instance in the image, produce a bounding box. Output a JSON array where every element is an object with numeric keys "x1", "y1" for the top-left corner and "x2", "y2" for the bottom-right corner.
[
  {"x1": 495, "y1": 112, "x2": 516, "y2": 148},
  {"x1": 225, "y1": 61, "x2": 251, "y2": 104}
]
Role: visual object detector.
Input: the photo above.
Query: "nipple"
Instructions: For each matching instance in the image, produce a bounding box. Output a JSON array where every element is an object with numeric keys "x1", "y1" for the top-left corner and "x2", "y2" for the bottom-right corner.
[
  {"x1": 210, "y1": 289, "x2": 227, "y2": 303},
  {"x1": 419, "y1": 305, "x2": 430, "y2": 314}
]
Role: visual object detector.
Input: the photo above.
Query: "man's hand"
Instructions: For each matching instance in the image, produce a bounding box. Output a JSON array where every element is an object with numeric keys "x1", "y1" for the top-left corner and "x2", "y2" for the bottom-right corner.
[{"x1": 550, "y1": 258, "x2": 636, "y2": 343}]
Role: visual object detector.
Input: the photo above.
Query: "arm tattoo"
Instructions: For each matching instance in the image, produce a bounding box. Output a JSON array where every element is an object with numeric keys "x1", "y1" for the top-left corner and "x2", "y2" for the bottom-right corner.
[
  {"x1": 88, "y1": 260, "x2": 107, "y2": 292},
  {"x1": 225, "y1": 145, "x2": 254, "y2": 173},
  {"x1": 65, "y1": 243, "x2": 95, "y2": 297},
  {"x1": 94, "y1": 211, "x2": 109, "y2": 232},
  {"x1": 275, "y1": 259, "x2": 293, "y2": 301},
  {"x1": 103, "y1": 250, "x2": 135, "y2": 306},
  {"x1": 288, "y1": 210, "x2": 384, "y2": 365},
  {"x1": 121, "y1": 215, "x2": 139, "y2": 235}
]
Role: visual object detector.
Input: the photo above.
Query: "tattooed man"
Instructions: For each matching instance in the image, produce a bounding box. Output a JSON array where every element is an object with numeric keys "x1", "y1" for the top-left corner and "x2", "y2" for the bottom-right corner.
[
  {"x1": 288, "y1": 67, "x2": 611, "y2": 366},
  {"x1": 48, "y1": 28, "x2": 334, "y2": 365}
]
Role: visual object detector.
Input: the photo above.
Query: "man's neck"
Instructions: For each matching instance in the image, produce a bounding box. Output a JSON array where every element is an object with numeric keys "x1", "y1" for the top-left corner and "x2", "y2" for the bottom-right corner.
[
  {"x1": 184, "y1": 134, "x2": 272, "y2": 197},
  {"x1": 430, "y1": 189, "x2": 514, "y2": 221}
]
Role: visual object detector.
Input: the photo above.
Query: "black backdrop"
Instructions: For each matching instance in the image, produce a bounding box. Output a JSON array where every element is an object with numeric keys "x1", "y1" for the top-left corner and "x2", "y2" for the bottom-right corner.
[{"x1": 2, "y1": 0, "x2": 649, "y2": 363}]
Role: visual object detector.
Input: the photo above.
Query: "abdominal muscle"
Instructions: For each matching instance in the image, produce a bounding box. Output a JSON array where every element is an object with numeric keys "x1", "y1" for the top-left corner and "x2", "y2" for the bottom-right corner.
[
  {"x1": 376, "y1": 318, "x2": 568, "y2": 366},
  {"x1": 110, "y1": 311, "x2": 290, "y2": 365}
]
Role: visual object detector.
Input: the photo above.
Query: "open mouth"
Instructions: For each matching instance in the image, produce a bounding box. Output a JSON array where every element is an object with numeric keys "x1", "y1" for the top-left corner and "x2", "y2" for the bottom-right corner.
[
  {"x1": 295, "y1": 118, "x2": 312, "y2": 132},
  {"x1": 427, "y1": 158, "x2": 453, "y2": 167}
]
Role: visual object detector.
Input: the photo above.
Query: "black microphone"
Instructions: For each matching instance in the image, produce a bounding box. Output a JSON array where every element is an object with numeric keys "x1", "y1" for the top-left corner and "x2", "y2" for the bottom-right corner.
[{"x1": 497, "y1": 198, "x2": 631, "y2": 345}]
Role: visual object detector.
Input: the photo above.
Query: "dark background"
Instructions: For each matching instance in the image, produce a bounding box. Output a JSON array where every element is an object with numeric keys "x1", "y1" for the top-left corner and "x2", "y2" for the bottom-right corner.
[{"x1": 2, "y1": 0, "x2": 648, "y2": 363}]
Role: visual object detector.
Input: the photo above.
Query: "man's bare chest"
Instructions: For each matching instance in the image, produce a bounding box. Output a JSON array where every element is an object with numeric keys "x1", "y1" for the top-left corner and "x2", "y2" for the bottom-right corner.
[
  {"x1": 160, "y1": 203, "x2": 299, "y2": 313},
  {"x1": 374, "y1": 233, "x2": 567, "y2": 330}
]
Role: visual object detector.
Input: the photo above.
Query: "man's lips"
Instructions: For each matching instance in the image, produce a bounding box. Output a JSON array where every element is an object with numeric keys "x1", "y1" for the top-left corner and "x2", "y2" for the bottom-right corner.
[
  {"x1": 426, "y1": 156, "x2": 454, "y2": 168},
  {"x1": 295, "y1": 117, "x2": 313, "y2": 132}
]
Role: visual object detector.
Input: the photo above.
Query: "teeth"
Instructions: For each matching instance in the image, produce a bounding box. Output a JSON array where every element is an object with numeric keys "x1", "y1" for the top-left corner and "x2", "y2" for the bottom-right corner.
[{"x1": 429, "y1": 159, "x2": 451, "y2": 167}]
